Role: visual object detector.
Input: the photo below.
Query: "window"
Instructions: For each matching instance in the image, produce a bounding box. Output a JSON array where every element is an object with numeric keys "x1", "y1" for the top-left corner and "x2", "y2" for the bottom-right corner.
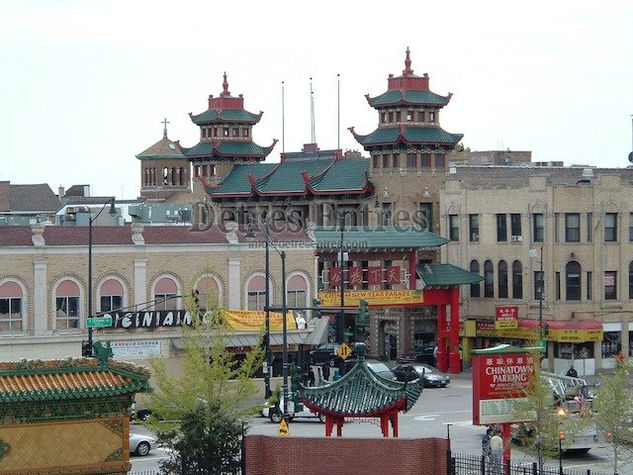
[
  {"x1": 373, "y1": 156, "x2": 380, "y2": 168},
  {"x1": 605, "y1": 213, "x2": 617, "y2": 242},
  {"x1": 287, "y1": 275, "x2": 307, "y2": 308},
  {"x1": 392, "y1": 153, "x2": 399, "y2": 168},
  {"x1": 534, "y1": 271, "x2": 544, "y2": 300},
  {"x1": 223, "y1": 127, "x2": 229, "y2": 137},
  {"x1": 382, "y1": 154, "x2": 390, "y2": 168},
  {"x1": 587, "y1": 271, "x2": 592, "y2": 300},
  {"x1": 496, "y1": 214, "x2": 507, "y2": 242},
  {"x1": 470, "y1": 260, "x2": 481, "y2": 298},
  {"x1": 434, "y1": 153, "x2": 445, "y2": 168},
  {"x1": 587, "y1": 213, "x2": 592, "y2": 242},
  {"x1": 202, "y1": 128, "x2": 207, "y2": 138},
  {"x1": 498, "y1": 260, "x2": 508, "y2": 298},
  {"x1": 213, "y1": 128, "x2": 218, "y2": 137},
  {"x1": 533, "y1": 213, "x2": 544, "y2": 242},
  {"x1": 388, "y1": 111, "x2": 394, "y2": 122},
  {"x1": 605, "y1": 271, "x2": 617, "y2": 300},
  {"x1": 554, "y1": 213, "x2": 560, "y2": 242},
  {"x1": 55, "y1": 280, "x2": 80, "y2": 329},
  {"x1": 418, "y1": 111, "x2": 425, "y2": 122},
  {"x1": 419, "y1": 203, "x2": 432, "y2": 231},
  {"x1": 195, "y1": 276, "x2": 220, "y2": 311},
  {"x1": 407, "y1": 153, "x2": 416, "y2": 168},
  {"x1": 382, "y1": 203, "x2": 393, "y2": 226},
  {"x1": 247, "y1": 275, "x2": 266, "y2": 310},
  {"x1": 565, "y1": 261, "x2": 581, "y2": 300},
  {"x1": 629, "y1": 212, "x2": 633, "y2": 241},
  {"x1": 469, "y1": 214, "x2": 479, "y2": 242},
  {"x1": 484, "y1": 261, "x2": 494, "y2": 298},
  {"x1": 243, "y1": 128, "x2": 249, "y2": 137},
  {"x1": 381, "y1": 112, "x2": 386, "y2": 123},
  {"x1": 395, "y1": 111, "x2": 401, "y2": 122},
  {"x1": 99, "y1": 279, "x2": 124, "y2": 313},
  {"x1": 0, "y1": 281, "x2": 23, "y2": 331},
  {"x1": 629, "y1": 262, "x2": 633, "y2": 299},
  {"x1": 448, "y1": 214, "x2": 459, "y2": 241},
  {"x1": 565, "y1": 213, "x2": 580, "y2": 242},
  {"x1": 420, "y1": 153, "x2": 431, "y2": 167},
  {"x1": 556, "y1": 272, "x2": 561, "y2": 300},
  {"x1": 510, "y1": 213, "x2": 521, "y2": 241},
  {"x1": 153, "y1": 277, "x2": 178, "y2": 310},
  {"x1": 406, "y1": 110, "x2": 413, "y2": 121},
  {"x1": 232, "y1": 128, "x2": 239, "y2": 137},
  {"x1": 512, "y1": 261, "x2": 523, "y2": 299},
  {"x1": 428, "y1": 111, "x2": 435, "y2": 122}
]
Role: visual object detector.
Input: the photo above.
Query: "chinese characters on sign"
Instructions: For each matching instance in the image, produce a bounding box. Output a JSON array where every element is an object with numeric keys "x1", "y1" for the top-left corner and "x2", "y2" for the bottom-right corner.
[
  {"x1": 495, "y1": 305, "x2": 519, "y2": 329},
  {"x1": 328, "y1": 265, "x2": 402, "y2": 287}
]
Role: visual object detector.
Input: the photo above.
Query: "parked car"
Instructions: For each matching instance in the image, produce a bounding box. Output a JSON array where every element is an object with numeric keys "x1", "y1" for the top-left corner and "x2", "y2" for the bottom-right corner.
[
  {"x1": 341, "y1": 358, "x2": 397, "y2": 381},
  {"x1": 129, "y1": 432, "x2": 156, "y2": 456},
  {"x1": 398, "y1": 344, "x2": 435, "y2": 366},
  {"x1": 309, "y1": 342, "x2": 340, "y2": 366},
  {"x1": 129, "y1": 405, "x2": 152, "y2": 422},
  {"x1": 261, "y1": 396, "x2": 326, "y2": 423},
  {"x1": 391, "y1": 362, "x2": 450, "y2": 388}
]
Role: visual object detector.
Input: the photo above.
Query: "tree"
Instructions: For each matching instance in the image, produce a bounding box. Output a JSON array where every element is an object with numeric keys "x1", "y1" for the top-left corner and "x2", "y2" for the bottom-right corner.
[
  {"x1": 592, "y1": 359, "x2": 633, "y2": 474},
  {"x1": 145, "y1": 287, "x2": 265, "y2": 474}
]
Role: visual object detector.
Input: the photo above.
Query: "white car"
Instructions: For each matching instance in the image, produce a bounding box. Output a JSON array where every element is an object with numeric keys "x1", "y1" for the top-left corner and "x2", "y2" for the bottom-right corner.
[
  {"x1": 261, "y1": 397, "x2": 325, "y2": 423},
  {"x1": 129, "y1": 432, "x2": 156, "y2": 456}
]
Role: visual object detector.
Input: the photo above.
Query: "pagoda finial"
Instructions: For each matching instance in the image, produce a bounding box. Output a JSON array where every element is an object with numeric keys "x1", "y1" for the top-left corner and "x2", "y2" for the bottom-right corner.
[
  {"x1": 403, "y1": 46, "x2": 413, "y2": 76},
  {"x1": 221, "y1": 71, "x2": 230, "y2": 97},
  {"x1": 162, "y1": 117, "x2": 169, "y2": 139}
]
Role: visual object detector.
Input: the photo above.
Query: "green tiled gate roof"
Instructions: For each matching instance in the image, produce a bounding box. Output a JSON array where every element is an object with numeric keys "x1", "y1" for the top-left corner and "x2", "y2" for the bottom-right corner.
[
  {"x1": 314, "y1": 226, "x2": 449, "y2": 249},
  {"x1": 417, "y1": 263, "x2": 484, "y2": 287}
]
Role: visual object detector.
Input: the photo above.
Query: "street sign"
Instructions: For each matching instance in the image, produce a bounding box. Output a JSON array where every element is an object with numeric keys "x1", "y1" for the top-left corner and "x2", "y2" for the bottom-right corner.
[
  {"x1": 337, "y1": 342, "x2": 353, "y2": 360},
  {"x1": 86, "y1": 316, "x2": 113, "y2": 328},
  {"x1": 278, "y1": 418, "x2": 290, "y2": 437}
]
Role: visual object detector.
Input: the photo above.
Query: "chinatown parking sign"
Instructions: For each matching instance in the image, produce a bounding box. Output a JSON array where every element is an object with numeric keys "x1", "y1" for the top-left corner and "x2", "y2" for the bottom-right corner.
[{"x1": 471, "y1": 344, "x2": 537, "y2": 425}]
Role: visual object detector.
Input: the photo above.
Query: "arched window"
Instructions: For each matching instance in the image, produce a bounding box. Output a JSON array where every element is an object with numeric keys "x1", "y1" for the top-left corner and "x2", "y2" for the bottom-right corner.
[
  {"x1": 154, "y1": 277, "x2": 178, "y2": 310},
  {"x1": 484, "y1": 260, "x2": 494, "y2": 298},
  {"x1": 512, "y1": 261, "x2": 523, "y2": 299},
  {"x1": 0, "y1": 281, "x2": 23, "y2": 331},
  {"x1": 55, "y1": 280, "x2": 80, "y2": 329},
  {"x1": 470, "y1": 260, "x2": 480, "y2": 298},
  {"x1": 287, "y1": 274, "x2": 307, "y2": 308},
  {"x1": 195, "y1": 276, "x2": 220, "y2": 311},
  {"x1": 566, "y1": 261, "x2": 581, "y2": 301},
  {"x1": 498, "y1": 260, "x2": 508, "y2": 299},
  {"x1": 247, "y1": 275, "x2": 266, "y2": 311},
  {"x1": 99, "y1": 278, "x2": 124, "y2": 313},
  {"x1": 629, "y1": 261, "x2": 633, "y2": 299}
]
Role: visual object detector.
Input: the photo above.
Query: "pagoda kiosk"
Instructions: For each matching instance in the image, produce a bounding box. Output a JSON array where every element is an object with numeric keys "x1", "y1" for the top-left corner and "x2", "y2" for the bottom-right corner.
[{"x1": 292, "y1": 343, "x2": 423, "y2": 437}]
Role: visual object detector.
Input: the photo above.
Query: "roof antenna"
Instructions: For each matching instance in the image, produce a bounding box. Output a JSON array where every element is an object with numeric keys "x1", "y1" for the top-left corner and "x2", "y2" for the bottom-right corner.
[
  {"x1": 281, "y1": 81, "x2": 286, "y2": 156},
  {"x1": 337, "y1": 73, "x2": 340, "y2": 150},
  {"x1": 310, "y1": 77, "x2": 316, "y2": 144}
]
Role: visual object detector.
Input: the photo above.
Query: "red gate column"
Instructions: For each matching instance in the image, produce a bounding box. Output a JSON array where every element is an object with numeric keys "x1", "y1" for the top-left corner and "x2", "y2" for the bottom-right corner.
[
  {"x1": 436, "y1": 304, "x2": 448, "y2": 372},
  {"x1": 448, "y1": 287, "x2": 461, "y2": 374}
]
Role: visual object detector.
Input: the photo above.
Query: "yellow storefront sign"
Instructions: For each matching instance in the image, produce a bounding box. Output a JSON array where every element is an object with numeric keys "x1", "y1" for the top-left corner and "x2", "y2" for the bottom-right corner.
[
  {"x1": 495, "y1": 320, "x2": 518, "y2": 330},
  {"x1": 318, "y1": 290, "x2": 423, "y2": 307},
  {"x1": 222, "y1": 309, "x2": 295, "y2": 331},
  {"x1": 547, "y1": 328, "x2": 603, "y2": 343},
  {"x1": 476, "y1": 324, "x2": 603, "y2": 342}
]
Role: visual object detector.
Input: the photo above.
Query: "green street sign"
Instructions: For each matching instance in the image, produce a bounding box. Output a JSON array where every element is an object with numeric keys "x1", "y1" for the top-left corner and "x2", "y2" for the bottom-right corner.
[
  {"x1": 540, "y1": 339, "x2": 547, "y2": 352},
  {"x1": 86, "y1": 316, "x2": 113, "y2": 328}
]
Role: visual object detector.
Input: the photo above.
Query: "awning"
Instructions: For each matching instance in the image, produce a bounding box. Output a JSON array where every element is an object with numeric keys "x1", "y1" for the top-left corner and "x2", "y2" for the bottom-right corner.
[
  {"x1": 302, "y1": 317, "x2": 329, "y2": 346},
  {"x1": 470, "y1": 319, "x2": 603, "y2": 343}
]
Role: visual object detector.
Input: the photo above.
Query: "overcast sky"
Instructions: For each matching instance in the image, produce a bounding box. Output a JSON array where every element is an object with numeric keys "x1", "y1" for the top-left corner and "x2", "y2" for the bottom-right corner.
[{"x1": 1, "y1": 0, "x2": 632, "y2": 200}]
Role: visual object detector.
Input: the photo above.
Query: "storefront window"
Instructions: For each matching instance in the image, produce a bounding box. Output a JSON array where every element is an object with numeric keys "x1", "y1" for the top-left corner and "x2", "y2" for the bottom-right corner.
[
  {"x1": 554, "y1": 342, "x2": 594, "y2": 359},
  {"x1": 602, "y1": 331, "x2": 621, "y2": 358}
]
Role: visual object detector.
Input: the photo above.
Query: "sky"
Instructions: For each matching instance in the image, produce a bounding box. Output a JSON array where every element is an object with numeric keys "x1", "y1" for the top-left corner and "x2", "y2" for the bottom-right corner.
[{"x1": 1, "y1": 0, "x2": 632, "y2": 200}]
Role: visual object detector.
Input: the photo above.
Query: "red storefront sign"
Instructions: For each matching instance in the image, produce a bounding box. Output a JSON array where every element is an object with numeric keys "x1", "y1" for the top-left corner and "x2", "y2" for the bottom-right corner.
[
  {"x1": 495, "y1": 305, "x2": 518, "y2": 329},
  {"x1": 367, "y1": 266, "x2": 383, "y2": 286},
  {"x1": 347, "y1": 266, "x2": 363, "y2": 286},
  {"x1": 385, "y1": 265, "x2": 401, "y2": 285},
  {"x1": 472, "y1": 349, "x2": 536, "y2": 425},
  {"x1": 329, "y1": 267, "x2": 341, "y2": 286}
]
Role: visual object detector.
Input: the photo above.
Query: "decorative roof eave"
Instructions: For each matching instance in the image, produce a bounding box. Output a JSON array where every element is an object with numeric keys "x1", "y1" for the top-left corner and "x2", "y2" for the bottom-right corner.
[
  {"x1": 200, "y1": 176, "x2": 252, "y2": 198},
  {"x1": 364, "y1": 92, "x2": 452, "y2": 108},
  {"x1": 306, "y1": 176, "x2": 374, "y2": 196},
  {"x1": 188, "y1": 109, "x2": 264, "y2": 125},
  {"x1": 184, "y1": 139, "x2": 278, "y2": 159},
  {"x1": 300, "y1": 396, "x2": 407, "y2": 418}
]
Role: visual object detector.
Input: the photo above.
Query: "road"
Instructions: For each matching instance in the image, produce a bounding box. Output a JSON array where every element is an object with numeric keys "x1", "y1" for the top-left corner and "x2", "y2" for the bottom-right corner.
[{"x1": 131, "y1": 370, "x2": 625, "y2": 474}]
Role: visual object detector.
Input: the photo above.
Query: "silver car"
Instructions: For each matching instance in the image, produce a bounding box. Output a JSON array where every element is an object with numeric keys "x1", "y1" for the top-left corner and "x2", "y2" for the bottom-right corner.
[{"x1": 129, "y1": 432, "x2": 156, "y2": 456}]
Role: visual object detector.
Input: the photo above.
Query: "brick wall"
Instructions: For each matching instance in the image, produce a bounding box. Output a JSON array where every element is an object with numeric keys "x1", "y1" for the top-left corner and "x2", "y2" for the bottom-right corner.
[{"x1": 244, "y1": 435, "x2": 448, "y2": 475}]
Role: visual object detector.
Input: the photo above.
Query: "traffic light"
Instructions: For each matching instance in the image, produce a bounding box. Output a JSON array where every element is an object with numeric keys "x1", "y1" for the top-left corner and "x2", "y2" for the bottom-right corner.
[
  {"x1": 558, "y1": 430, "x2": 565, "y2": 440},
  {"x1": 313, "y1": 298, "x2": 321, "y2": 318},
  {"x1": 81, "y1": 340, "x2": 92, "y2": 357},
  {"x1": 359, "y1": 299, "x2": 369, "y2": 321}
]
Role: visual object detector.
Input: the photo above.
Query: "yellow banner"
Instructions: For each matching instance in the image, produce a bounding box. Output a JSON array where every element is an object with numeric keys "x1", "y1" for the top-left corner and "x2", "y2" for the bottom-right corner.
[
  {"x1": 222, "y1": 309, "x2": 295, "y2": 331},
  {"x1": 318, "y1": 289, "x2": 423, "y2": 307},
  {"x1": 477, "y1": 327, "x2": 539, "y2": 340},
  {"x1": 495, "y1": 320, "x2": 518, "y2": 330},
  {"x1": 476, "y1": 326, "x2": 603, "y2": 342}
]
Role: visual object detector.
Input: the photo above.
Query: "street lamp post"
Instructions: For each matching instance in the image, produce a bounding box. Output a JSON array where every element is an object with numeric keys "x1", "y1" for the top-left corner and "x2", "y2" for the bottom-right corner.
[
  {"x1": 556, "y1": 406, "x2": 567, "y2": 475},
  {"x1": 263, "y1": 223, "x2": 272, "y2": 399},
  {"x1": 337, "y1": 212, "x2": 345, "y2": 344},
  {"x1": 87, "y1": 199, "x2": 117, "y2": 357},
  {"x1": 280, "y1": 249, "x2": 288, "y2": 419},
  {"x1": 529, "y1": 246, "x2": 545, "y2": 473}
]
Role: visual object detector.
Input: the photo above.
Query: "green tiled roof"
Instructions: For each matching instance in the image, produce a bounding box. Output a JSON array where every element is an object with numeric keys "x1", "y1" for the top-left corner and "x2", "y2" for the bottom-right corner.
[
  {"x1": 208, "y1": 163, "x2": 278, "y2": 195},
  {"x1": 183, "y1": 141, "x2": 274, "y2": 158},
  {"x1": 314, "y1": 227, "x2": 449, "y2": 250},
  {"x1": 310, "y1": 158, "x2": 369, "y2": 192},
  {"x1": 294, "y1": 352, "x2": 422, "y2": 416},
  {"x1": 255, "y1": 160, "x2": 331, "y2": 193},
  {"x1": 368, "y1": 90, "x2": 450, "y2": 107},
  {"x1": 190, "y1": 109, "x2": 261, "y2": 124},
  {"x1": 417, "y1": 263, "x2": 484, "y2": 287},
  {"x1": 354, "y1": 126, "x2": 463, "y2": 146}
]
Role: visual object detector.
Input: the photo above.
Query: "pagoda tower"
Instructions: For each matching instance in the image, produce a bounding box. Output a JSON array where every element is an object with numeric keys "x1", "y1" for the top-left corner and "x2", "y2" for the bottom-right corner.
[{"x1": 183, "y1": 73, "x2": 277, "y2": 199}]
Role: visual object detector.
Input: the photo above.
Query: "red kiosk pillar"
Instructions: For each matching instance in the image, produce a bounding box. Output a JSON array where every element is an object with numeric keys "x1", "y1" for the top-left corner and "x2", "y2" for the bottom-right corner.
[{"x1": 447, "y1": 287, "x2": 461, "y2": 374}]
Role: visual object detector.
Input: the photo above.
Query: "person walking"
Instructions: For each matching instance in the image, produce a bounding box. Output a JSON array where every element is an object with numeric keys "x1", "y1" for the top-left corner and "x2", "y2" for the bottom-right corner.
[
  {"x1": 489, "y1": 430, "x2": 503, "y2": 474},
  {"x1": 481, "y1": 426, "x2": 493, "y2": 463}
]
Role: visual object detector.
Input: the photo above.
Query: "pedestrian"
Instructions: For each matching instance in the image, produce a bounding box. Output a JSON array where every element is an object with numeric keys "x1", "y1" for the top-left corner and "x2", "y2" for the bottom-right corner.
[
  {"x1": 566, "y1": 364, "x2": 578, "y2": 378},
  {"x1": 481, "y1": 426, "x2": 493, "y2": 460},
  {"x1": 433, "y1": 345, "x2": 438, "y2": 367},
  {"x1": 489, "y1": 430, "x2": 503, "y2": 474}
]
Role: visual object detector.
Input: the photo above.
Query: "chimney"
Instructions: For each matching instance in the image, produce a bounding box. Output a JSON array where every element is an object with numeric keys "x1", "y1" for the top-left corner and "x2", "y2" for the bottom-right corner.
[
  {"x1": 58, "y1": 186, "x2": 65, "y2": 199},
  {"x1": 0, "y1": 181, "x2": 10, "y2": 212}
]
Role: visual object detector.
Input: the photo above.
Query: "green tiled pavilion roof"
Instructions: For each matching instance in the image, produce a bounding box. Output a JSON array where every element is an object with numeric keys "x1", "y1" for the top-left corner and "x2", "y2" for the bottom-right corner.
[
  {"x1": 417, "y1": 263, "x2": 484, "y2": 287},
  {"x1": 206, "y1": 158, "x2": 372, "y2": 198},
  {"x1": 183, "y1": 140, "x2": 274, "y2": 159},
  {"x1": 0, "y1": 358, "x2": 151, "y2": 403},
  {"x1": 353, "y1": 126, "x2": 463, "y2": 147},
  {"x1": 367, "y1": 90, "x2": 450, "y2": 108},
  {"x1": 294, "y1": 354, "x2": 422, "y2": 416},
  {"x1": 190, "y1": 109, "x2": 261, "y2": 125},
  {"x1": 314, "y1": 227, "x2": 449, "y2": 250}
]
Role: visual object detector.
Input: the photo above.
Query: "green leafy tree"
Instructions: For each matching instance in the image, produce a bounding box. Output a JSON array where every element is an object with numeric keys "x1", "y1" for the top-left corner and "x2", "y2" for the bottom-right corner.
[
  {"x1": 593, "y1": 359, "x2": 633, "y2": 474},
  {"x1": 145, "y1": 287, "x2": 265, "y2": 474}
]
